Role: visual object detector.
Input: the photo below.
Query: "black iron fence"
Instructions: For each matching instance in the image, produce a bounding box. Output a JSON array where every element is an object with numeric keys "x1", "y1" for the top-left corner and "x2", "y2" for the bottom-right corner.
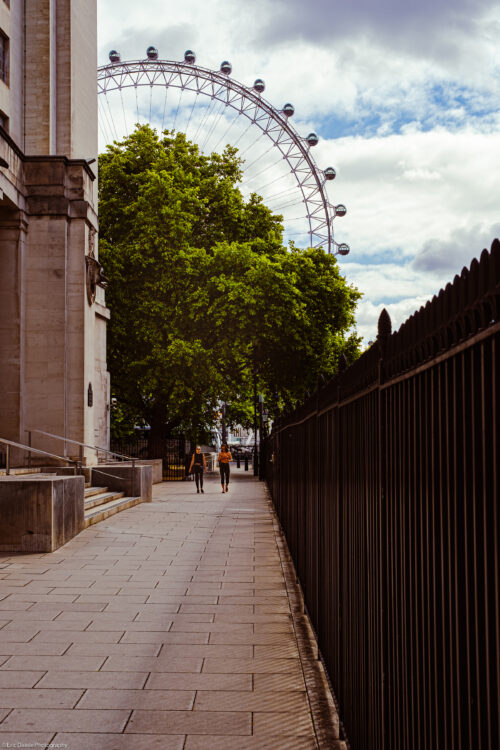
[
  {"x1": 110, "y1": 436, "x2": 190, "y2": 480},
  {"x1": 264, "y1": 239, "x2": 500, "y2": 750},
  {"x1": 110, "y1": 438, "x2": 149, "y2": 459}
]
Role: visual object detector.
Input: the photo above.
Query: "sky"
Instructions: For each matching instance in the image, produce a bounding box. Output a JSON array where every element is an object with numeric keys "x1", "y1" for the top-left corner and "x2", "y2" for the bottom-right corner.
[{"x1": 98, "y1": 0, "x2": 500, "y2": 343}]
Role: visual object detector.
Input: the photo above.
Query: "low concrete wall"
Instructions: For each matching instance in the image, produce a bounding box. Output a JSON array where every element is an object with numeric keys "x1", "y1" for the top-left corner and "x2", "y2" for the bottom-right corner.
[
  {"x1": 0, "y1": 475, "x2": 85, "y2": 553},
  {"x1": 39, "y1": 460, "x2": 160, "y2": 488},
  {"x1": 90, "y1": 464, "x2": 152, "y2": 502},
  {"x1": 136, "y1": 459, "x2": 162, "y2": 484}
]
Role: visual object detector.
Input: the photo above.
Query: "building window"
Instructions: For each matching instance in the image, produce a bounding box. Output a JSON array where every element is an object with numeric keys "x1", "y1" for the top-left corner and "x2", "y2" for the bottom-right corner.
[{"x1": 0, "y1": 32, "x2": 8, "y2": 84}]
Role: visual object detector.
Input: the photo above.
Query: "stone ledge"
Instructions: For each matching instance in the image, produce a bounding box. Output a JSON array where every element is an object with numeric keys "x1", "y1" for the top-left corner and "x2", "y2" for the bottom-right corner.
[{"x1": 95, "y1": 301, "x2": 111, "y2": 320}]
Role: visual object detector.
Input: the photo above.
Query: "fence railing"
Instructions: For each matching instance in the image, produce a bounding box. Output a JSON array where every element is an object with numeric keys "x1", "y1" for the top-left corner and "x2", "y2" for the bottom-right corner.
[
  {"x1": 264, "y1": 239, "x2": 500, "y2": 750},
  {"x1": 0, "y1": 437, "x2": 80, "y2": 475},
  {"x1": 110, "y1": 438, "x2": 149, "y2": 460},
  {"x1": 27, "y1": 428, "x2": 133, "y2": 465},
  {"x1": 110, "y1": 436, "x2": 190, "y2": 480}
]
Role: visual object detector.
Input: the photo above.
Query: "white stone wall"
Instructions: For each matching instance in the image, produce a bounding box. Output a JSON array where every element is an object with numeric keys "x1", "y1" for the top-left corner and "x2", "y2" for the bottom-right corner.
[
  {"x1": 7, "y1": 0, "x2": 24, "y2": 148},
  {"x1": 93, "y1": 310, "x2": 110, "y2": 449},
  {"x1": 0, "y1": 1, "x2": 11, "y2": 127},
  {"x1": 24, "y1": 0, "x2": 54, "y2": 155},
  {"x1": 0, "y1": 210, "x2": 26, "y2": 465},
  {"x1": 69, "y1": 1, "x2": 98, "y2": 161},
  {"x1": 22, "y1": 0, "x2": 98, "y2": 166},
  {"x1": 0, "y1": 0, "x2": 109, "y2": 465},
  {"x1": 23, "y1": 214, "x2": 69, "y2": 451}
]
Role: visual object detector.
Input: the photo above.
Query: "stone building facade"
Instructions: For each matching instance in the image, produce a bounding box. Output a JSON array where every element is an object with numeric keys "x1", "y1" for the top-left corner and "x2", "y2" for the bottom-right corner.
[{"x1": 0, "y1": 0, "x2": 109, "y2": 464}]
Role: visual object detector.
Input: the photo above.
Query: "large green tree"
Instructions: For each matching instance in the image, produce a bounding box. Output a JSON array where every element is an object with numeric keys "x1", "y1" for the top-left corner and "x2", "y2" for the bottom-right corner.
[{"x1": 98, "y1": 125, "x2": 360, "y2": 440}]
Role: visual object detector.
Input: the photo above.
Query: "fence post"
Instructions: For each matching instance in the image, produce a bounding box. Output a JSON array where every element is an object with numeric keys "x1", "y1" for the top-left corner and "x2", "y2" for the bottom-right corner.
[
  {"x1": 377, "y1": 307, "x2": 391, "y2": 750},
  {"x1": 27, "y1": 431, "x2": 32, "y2": 467},
  {"x1": 6, "y1": 444, "x2": 10, "y2": 475}
]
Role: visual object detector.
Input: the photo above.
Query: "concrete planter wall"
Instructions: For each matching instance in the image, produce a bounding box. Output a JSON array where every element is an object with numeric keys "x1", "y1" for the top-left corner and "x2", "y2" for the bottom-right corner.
[
  {"x1": 135, "y1": 459, "x2": 163, "y2": 484},
  {"x1": 90, "y1": 464, "x2": 153, "y2": 501},
  {"x1": 0, "y1": 475, "x2": 85, "y2": 552}
]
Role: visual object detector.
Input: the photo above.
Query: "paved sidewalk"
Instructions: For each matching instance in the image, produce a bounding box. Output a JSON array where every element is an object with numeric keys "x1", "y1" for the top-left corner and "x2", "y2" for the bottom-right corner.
[{"x1": 0, "y1": 468, "x2": 344, "y2": 749}]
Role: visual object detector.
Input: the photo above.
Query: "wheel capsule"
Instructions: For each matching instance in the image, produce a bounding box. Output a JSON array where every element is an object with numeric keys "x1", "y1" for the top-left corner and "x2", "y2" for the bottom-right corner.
[
  {"x1": 220, "y1": 60, "x2": 232, "y2": 75},
  {"x1": 337, "y1": 243, "x2": 350, "y2": 256},
  {"x1": 335, "y1": 204, "x2": 347, "y2": 217},
  {"x1": 283, "y1": 103, "x2": 295, "y2": 117},
  {"x1": 324, "y1": 167, "x2": 336, "y2": 180},
  {"x1": 146, "y1": 46, "x2": 159, "y2": 60},
  {"x1": 184, "y1": 50, "x2": 196, "y2": 64},
  {"x1": 306, "y1": 132, "x2": 319, "y2": 146},
  {"x1": 253, "y1": 79, "x2": 265, "y2": 93},
  {"x1": 109, "y1": 50, "x2": 120, "y2": 63}
]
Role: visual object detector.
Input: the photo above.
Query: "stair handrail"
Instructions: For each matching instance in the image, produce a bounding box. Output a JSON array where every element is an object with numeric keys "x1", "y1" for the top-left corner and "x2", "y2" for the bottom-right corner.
[
  {"x1": 0, "y1": 437, "x2": 80, "y2": 476},
  {"x1": 26, "y1": 428, "x2": 137, "y2": 498},
  {"x1": 26, "y1": 428, "x2": 134, "y2": 463}
]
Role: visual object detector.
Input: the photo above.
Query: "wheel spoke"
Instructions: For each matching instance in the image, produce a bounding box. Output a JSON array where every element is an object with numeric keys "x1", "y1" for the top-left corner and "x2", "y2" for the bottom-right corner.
[{"x1": 98, "y1": 56, "x2": 346, "y2": 254}]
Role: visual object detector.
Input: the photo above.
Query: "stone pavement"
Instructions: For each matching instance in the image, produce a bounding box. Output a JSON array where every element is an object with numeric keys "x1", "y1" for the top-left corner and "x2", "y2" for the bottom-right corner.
[{"x1": 0, "y1": 468, "x2": 345, "y2": 749}]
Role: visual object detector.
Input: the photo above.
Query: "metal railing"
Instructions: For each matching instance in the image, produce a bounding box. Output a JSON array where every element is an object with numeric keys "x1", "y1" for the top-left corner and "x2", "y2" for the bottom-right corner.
[
  {"x1": 110, "y1": 436, "x2": 191, "y2": 482},
  {"x1": 0, "y1": 437, "x2": 79, "y2": 475},
  {"x1": 25, "y1": 429, "x2": 137, "y2": 497},
  {"x1": 26, "y1": 428, "x2": 133, "y2": 465},
  {"x1": 264, "y1": 238, "x2": 500, "y2": 750},
  {"x1": 109, "y1": 437, "x2": 149, "y2": 460}
]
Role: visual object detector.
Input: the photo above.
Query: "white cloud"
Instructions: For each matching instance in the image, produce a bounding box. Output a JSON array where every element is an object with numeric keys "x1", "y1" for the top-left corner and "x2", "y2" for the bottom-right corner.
[
  {"x1": 412, "y1": 223, "x2": 500, "y2": 273},
  {"x1": 98, "y1": 1, "x2": 500, "y2": 127},
  {"x1": 321, "y1": 127, "x2": 500, "y2": 260},
  {"x1": 259, "y1": 0, "x2": 500, "y2": 78}
]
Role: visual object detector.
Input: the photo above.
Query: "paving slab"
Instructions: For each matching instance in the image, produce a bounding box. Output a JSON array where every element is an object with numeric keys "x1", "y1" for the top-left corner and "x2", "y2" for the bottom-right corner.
[
  {"x1": 0, "y1": 688, "x2": 83, "y2": 709},
  {"x1": 0, "y1": 470, "x2": 341, "y2": 748},
  {"x1": 54, "y1": 734, "x2": 185, "y2": 750},
  {"x1": 184, "y1": 736, "x2": 318, "y2": 750},
  {"x1": 1, "y1": 707, "x2": 130, "y2": 732}
]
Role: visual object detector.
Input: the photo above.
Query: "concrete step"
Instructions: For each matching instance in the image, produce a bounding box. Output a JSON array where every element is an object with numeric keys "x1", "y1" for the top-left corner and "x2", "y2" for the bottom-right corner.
[
  {"x1": 84, "y1": 490, "x2": 124, "y2": 511},
  {"x1": 84, "y1": 485, "x2": 108, "y2": 499},
  {"x1": 84, "y1": 495, "x2": 142, "y2": 527}
]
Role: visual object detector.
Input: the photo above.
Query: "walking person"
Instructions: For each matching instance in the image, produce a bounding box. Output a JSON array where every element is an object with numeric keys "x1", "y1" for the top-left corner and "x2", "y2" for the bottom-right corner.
[
  {"x1": 218, "y1": 444, "x2": 232, "y2": 493},
  {"x1": 189, "y1": 445, "x2": 207, "y2": 493}
]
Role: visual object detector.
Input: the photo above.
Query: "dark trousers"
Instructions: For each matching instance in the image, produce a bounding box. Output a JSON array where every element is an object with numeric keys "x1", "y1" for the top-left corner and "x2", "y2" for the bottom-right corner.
[
  {"x1": 193, "y1": 466, "x2": 204, "y2": 489},
  {"x1": 219, "y1": 463, "x2": 230, "y2": 485}
]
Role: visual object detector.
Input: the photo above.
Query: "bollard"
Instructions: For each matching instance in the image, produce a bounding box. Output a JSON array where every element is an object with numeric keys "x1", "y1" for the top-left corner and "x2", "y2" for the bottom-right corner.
[
  {"x1": 236, "y1": 456, "x2": 241, "y2": 468},
  {"x1": 244, "y1": 455, "x2": 249, "y2": 471}
]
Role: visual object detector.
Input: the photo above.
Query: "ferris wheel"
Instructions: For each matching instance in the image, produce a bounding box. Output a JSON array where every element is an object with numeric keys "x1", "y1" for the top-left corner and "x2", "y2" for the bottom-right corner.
[{"x1": 97, "y1": 47, "x2": 350, "y2": 256}]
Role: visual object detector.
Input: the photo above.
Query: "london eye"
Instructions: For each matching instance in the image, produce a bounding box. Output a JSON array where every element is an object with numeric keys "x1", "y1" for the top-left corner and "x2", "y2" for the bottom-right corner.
[{"x1": 98, "y1": 47, "x2": 350, "y2": 256}]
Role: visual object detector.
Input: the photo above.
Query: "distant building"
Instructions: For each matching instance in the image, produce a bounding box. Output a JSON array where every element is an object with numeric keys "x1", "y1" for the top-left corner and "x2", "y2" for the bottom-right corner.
[
  {"x1": 227, "y1": 426, "x2": 254, "y2": 447},
  {"x1": 0, "y1": 0, "x2": 108, "y2": 463}
]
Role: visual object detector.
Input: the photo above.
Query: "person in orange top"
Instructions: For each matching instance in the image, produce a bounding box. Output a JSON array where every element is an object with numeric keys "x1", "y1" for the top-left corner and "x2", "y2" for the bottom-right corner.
[{"x1": 217, "y1": 444, "x2": 232, "y2": 493}]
